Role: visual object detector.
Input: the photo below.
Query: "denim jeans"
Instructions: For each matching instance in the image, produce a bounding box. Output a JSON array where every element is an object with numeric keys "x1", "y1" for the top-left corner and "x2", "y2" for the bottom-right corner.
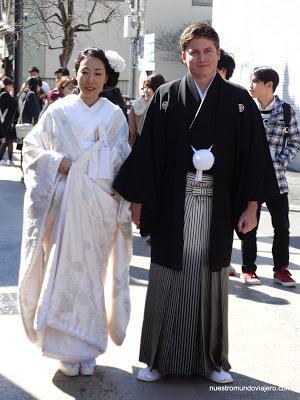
[{"x1": 241, "y1": 193, "x2": 290, "y2": 272}]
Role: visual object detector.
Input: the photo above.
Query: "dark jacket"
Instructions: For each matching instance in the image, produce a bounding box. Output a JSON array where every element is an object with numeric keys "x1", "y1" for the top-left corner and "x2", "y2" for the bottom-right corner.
[
  {"x1": 18, "y1": 90, "x2": 41, "y2": 124},
  {"x1": 114, "y1": 73, "x2": 279, "y2": 271},
  {"x1": 101, "y1": 87, "x2": 128, "y2": 121},
  {"x1": 0, "y1": 90, "x2": 18, "y2": 137}
]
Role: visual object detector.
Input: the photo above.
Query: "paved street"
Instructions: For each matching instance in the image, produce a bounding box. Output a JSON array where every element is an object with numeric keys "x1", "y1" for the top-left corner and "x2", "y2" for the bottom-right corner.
[{"x1": 0, "y1": 151, "x2": 299, "y2": 400}]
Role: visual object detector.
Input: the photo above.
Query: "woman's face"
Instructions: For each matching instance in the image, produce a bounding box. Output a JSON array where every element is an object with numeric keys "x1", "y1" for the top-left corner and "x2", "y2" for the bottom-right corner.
[
  {"x1": 143, "y1": 85, "x2": 154, "y2": 101},
  {"x1": 62, "y1": 82, "x2": 76, "y2": 97},
  {"x1": 77, "y1": 55, "x2": 108, "y2": 106}
]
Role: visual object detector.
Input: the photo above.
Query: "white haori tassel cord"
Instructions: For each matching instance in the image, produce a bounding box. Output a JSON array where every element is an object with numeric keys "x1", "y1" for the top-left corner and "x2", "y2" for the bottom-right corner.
[
  {"x1": 88, "y1": 128, "x2": 112, "y2": 181},
  {"x1": 98, "y1": 129, "x2": 112, "y2": 180},
  {"x1": 192, "y1": 145, "x2": 214, "y2": 182}
]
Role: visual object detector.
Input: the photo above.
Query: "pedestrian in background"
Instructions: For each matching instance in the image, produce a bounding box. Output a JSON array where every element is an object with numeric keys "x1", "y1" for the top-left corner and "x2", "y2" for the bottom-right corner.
[
  {"x1": 18, "y1": 77, "x2": 42, "y2": 125},
  {"x1": 114, "y1": 22, "x2": 278, "y2": 384},
  {"x1": 47, "y1": 76, "x2": 77, "y2": 104},
  {"x1": 28, "y1": 66, "x2": 51, "y2": 95},
  {"x1": 18, "y1": 47, "x2": 132, "y2": 377},
  {"x1": 128, "y1": 74, "x2": 165, "y2": 147},
  {"x1": 241, "y1": 66, "x2": 300, "y2": 286},
  {"x1": 54, "y1": 67, "x2": 70, "y2": 84},
  {"x1": 217, "y1": 49, "x2": 236, "y2": 81},
  {"x1": 0, "y1": 77, "x2": 18, "y2": 166}
]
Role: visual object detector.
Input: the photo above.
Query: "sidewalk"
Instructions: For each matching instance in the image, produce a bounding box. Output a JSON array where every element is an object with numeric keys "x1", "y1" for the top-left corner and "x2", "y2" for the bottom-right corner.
[{"x1": 0, "y1": 157, "x2": 299, "y2": 400}]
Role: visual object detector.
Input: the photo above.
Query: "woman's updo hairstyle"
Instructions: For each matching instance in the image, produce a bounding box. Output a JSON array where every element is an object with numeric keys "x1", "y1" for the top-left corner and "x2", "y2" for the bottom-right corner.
[{"x1": 75, "y1": 47, "x2": 119, "y2": 89}]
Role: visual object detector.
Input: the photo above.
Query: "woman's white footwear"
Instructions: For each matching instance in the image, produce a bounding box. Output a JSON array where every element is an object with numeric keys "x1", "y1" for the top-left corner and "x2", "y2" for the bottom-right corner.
[
  {"x1": 207, "y1": 369, "x2": 233, "y2": 384},
  {"x1": 137, "y1": 367, "x2": 163, "y2": 382},
  {"x1": 59, "y1": 361, "x2": 80, "y2": 377},
  {"x1": 80, "y1": 359, "x2": 96, "y2": 375}
]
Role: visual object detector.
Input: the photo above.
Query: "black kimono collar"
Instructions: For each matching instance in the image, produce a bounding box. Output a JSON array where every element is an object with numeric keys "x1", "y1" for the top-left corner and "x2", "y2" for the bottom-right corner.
[
  {"x1": 178, "y1": 72, "x2": 222, "y2": 131},
  {"x1": 178, "y1": 72, "x2": 200, "y2": 107}
]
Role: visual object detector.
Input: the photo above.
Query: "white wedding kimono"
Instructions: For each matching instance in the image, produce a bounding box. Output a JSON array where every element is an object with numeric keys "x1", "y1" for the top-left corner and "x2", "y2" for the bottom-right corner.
[{"x1": 18, "y1": 94, "x2": 132, "y2": 362}]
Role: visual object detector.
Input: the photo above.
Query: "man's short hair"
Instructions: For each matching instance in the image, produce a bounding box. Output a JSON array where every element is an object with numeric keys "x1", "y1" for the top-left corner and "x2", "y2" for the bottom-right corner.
[
  {"x1": 55, "y1": 67, "x2": 70, "y2": 76},
  {"x1": 180, "y1": 22, "x2": 220, "y2": 51},
  {"x1": 28, "y1": 66, "x2": 40, "y2": 73},
  {"x1": 217, "y1": 49, "x2": 235, "y2": 80},
  {"x1": 252, "y1": 67, "x2": 279, "y2": 92}
]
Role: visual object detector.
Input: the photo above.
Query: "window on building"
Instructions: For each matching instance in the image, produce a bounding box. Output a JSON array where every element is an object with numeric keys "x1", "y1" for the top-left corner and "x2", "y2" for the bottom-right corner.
[{"x1": 192, "y1": 0, "x2": 212, "y2": 5}]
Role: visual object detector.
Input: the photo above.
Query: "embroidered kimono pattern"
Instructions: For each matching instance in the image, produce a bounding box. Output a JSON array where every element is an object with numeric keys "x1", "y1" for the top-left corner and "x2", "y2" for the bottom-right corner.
[{"x1": 19, "y1": 94, "x2": 132, "y2": 362}]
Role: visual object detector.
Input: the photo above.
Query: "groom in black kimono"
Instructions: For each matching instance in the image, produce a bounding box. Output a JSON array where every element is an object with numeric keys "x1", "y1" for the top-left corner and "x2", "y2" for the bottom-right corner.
[{"x1": 114, "y1": 23, "x2": 278, "y2": 384}]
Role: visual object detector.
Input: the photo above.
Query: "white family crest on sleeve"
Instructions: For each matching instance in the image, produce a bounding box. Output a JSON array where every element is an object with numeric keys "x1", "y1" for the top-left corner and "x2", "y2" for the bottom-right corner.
[
  {"x1": 161, "y1": 100, "x2": 168, "y2": 111},
  {"x1": 238, "y1": 104, "x2": 245, "y2": 112}
]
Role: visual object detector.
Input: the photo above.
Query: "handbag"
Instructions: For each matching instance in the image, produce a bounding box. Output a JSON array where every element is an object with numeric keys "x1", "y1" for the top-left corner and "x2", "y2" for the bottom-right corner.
[
  {"x1": 15, "y1": 123, "x2": 33, "y2": 139},
  {"x1": 15, "y1": 92, "x2": 33, "y2": 139}
]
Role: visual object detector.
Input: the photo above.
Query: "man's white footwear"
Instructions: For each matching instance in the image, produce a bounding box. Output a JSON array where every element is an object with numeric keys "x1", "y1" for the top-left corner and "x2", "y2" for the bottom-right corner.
[
  {"x1": 80, "y1": 359, "x2": 96, "y2": 375},
  {"x1": 6, "y1": 160, "x2": 13, "y2": 166},
  {"x1": 137, "y1": 367, "x2": 163, "y2": 382},
  {"x1": 59, "y1": 361, "x2": 80, "y2": 377},
  {"x1": 207, "y1": 369, "x2": 233, "y2": 384},
  {"x1": 0, "y1": 159, "x2": 5, "y2": 165}
]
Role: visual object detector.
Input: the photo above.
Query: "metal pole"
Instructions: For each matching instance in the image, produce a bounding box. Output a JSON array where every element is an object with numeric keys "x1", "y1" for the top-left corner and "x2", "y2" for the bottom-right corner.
[
  {"x1": 14, "y1": 0, "x2": 23, "y2": 93},
  {"x1": 128, "y1": 38, "x2": 135, "y2": 99}
]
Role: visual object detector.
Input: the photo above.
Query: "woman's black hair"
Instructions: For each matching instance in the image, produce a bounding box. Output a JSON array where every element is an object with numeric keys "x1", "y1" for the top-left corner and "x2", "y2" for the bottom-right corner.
[
  {"x1": 75, "y1": 47, "x2": 119, "y2": 89},
  {"x1": 25, "y1": 77, "x2": 41, "y2": 93},
  {"x1": 143, "y1": 74, "x2": 166, "y2": 92}
]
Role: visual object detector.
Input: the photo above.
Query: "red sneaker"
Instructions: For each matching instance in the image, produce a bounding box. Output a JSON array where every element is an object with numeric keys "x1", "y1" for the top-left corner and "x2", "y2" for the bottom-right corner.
[
  {"x1": 274, "y1": 267, "x2": 296, "y2": 287},
  {"x1": 243, "y1": 272, "x2": 261, "y2": 285}
]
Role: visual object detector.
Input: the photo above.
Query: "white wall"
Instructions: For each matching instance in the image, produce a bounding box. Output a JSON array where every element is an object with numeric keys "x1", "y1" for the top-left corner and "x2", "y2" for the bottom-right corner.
[
  {"x1": 213, "y1": 0, "x2": 300, "y2": 170},
  {"x1": 145, "y1": 0, "x2": 212, "y2": 82}
]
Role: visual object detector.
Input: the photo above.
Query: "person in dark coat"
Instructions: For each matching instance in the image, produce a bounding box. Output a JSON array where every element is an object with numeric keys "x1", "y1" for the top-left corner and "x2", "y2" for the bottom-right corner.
[
  {"x1": 18, "y1": 77, "x2": 42, "y2": 125},
  {"x1": 101, "y1": 86, "x2": 128, "y2": 120},
  {"x1": 0, "y1": 77, "x2": 18, "y2": 165},
  {"x1": 114, "y1": 23, "x2": 278, "y2": 384}
]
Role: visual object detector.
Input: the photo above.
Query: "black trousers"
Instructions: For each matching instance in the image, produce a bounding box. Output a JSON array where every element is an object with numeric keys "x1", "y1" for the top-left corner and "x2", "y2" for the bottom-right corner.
[{"x1": 241, "y1": 193, "x2": 289, "y2": 272}]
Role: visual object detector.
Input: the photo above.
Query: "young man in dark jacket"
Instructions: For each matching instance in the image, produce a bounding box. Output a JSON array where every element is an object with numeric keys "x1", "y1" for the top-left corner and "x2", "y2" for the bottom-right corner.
[{"x1": 241, "y1": 67, "x2": 300, "y2": 286}]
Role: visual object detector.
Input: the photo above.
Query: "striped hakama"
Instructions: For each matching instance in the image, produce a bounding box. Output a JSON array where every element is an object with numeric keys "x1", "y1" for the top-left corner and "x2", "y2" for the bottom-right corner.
[{"x1": 139, "y1": 172, "x2": 231, "y2": 376}]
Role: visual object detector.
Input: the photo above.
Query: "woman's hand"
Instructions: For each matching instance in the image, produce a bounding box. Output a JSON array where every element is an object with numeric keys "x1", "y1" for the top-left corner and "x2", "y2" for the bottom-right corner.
[
  {"x1": 58, "y1": 158, "x2": 72, "y2": 175},
  {"x1": 131, "y1": 202, "x2": 142, "y2": 228},
  {"x1": 237, "y1": 201, "x2": 258, "y2": 234}
]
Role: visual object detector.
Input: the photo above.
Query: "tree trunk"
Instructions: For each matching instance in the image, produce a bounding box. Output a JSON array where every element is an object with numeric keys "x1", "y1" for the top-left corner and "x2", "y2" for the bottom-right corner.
[{"x1": 59, "y1": 31, "x2": 75, "y2": 67}]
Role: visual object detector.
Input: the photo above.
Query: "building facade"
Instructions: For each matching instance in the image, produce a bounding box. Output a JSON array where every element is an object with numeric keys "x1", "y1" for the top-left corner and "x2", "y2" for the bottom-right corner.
[{"x1": 38, "y1": 0, "x2": 212, "y2": 95}]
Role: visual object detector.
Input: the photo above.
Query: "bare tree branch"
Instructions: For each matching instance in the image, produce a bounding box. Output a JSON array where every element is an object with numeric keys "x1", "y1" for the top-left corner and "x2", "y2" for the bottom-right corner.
[
  {"x1": 155, "y1": 21, "x2": 211, "y2": 63},
  {"x1": 22, "y1": 0, "x2": 124, "y2": 67}
]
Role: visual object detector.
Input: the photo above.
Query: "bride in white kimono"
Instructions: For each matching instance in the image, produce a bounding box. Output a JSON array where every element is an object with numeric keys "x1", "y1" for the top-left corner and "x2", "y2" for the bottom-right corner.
[{"x1": 18, "y1": 48, "x2": 132, "y2": 376}]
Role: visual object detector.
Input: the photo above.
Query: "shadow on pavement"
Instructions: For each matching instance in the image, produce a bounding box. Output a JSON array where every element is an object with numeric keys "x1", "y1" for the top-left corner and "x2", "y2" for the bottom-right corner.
[
  {"x1": 0, "y1": 373, "x2": 38, "y2": 400},
  {"x1": 130, "y1": 266, "x2": 149, "y2": 284},
  {"x1": 229, "y1": 279, "x2": 291, "y2": 305},
  {"x1": 132, "y1": 235, "x2": 150, "y2": 258},
  {"x1": 52, "y1": 366, "x2": 299, "y2": 400}
]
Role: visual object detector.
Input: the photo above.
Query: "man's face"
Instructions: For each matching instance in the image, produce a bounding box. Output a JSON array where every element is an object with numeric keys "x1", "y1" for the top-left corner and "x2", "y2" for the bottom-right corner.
[
  {"x1": 182, "y1": 37, "x2": 220, "y2": 82},
  {"x1": 29, "y1": 71, "x2": 39, "y2": 78},
  {"x1": 55, "y1": 72, "x2": 62, "y2": 81},
  {"x1": 249, "y1": 76, "x2": 269, "y2": 99}
]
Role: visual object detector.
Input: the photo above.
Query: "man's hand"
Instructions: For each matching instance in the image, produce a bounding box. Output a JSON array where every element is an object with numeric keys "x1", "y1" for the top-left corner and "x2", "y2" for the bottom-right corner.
[
  {"x1": 237, "y1": 201, "x2": 258, "y2": 234},
  {"x1": 58, "y1": 158, "x2": 72, "y2": 175},
  {"x1": 131, "y1": 202, "x2": 142, "y2": 228}
]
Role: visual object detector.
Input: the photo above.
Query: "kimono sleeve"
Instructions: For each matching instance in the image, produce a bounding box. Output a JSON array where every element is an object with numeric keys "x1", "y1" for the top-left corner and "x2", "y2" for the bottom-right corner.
[
  {"x1": 234, "y1": 92, "x2": 279, "y2": 224},
  {"x1": 22, "y1": 110, "x2": 64, "y2": 190},
  {"x1": 113, "y1": 89, "x2": 167, "y2": 223}
]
